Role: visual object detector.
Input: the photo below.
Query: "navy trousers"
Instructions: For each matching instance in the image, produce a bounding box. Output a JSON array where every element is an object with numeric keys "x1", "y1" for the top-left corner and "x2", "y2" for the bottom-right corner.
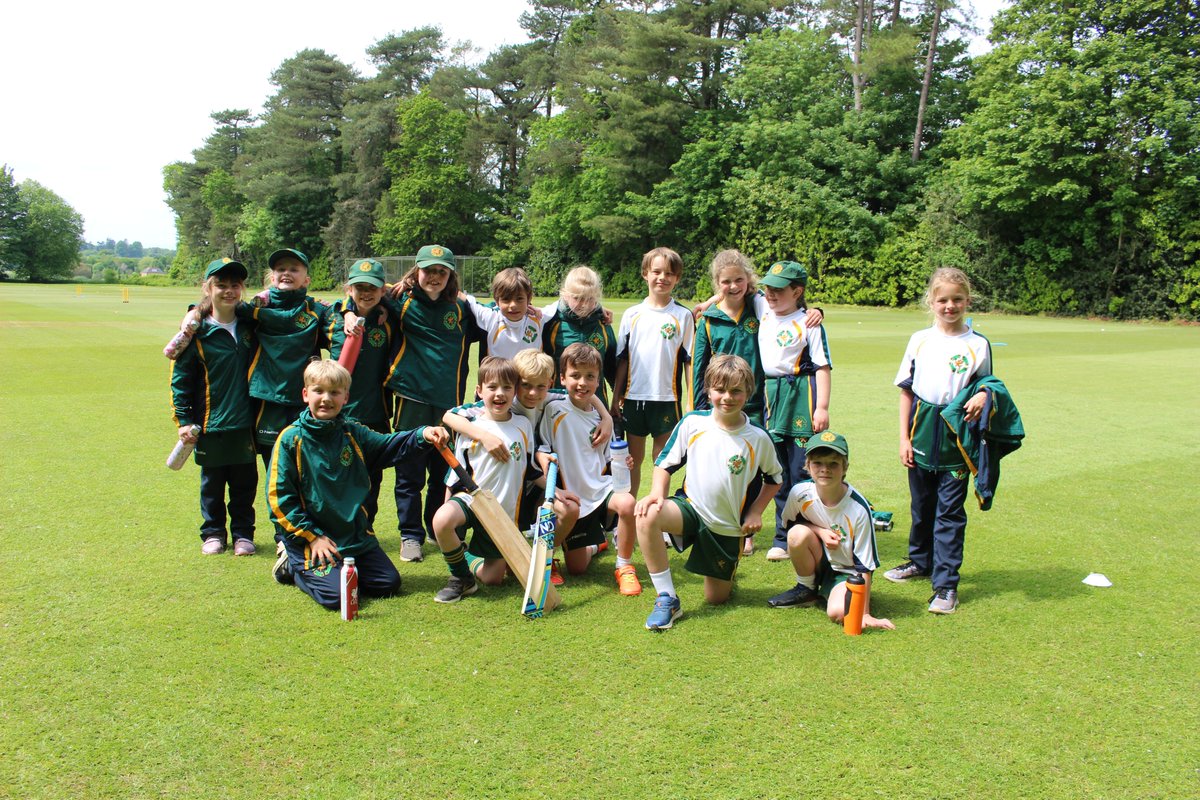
[
  {"x1": 286, "y1": 542, "x2": 402, "y2": 611},
  {"x1": 906, "y1": 466, "x2": 969, "y2": 590},
  {"x1": 772, "y1": 437, "x2": 811, "y2": 549},
  {"x1": 199, "y1": 462, "x2": 257, "y2": 543}
]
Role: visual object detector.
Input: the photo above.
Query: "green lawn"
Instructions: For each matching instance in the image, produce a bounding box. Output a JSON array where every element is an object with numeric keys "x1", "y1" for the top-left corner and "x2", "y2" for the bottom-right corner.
[{"x1": 1, "y1": 283, "x2": 1195, "y2": 799}]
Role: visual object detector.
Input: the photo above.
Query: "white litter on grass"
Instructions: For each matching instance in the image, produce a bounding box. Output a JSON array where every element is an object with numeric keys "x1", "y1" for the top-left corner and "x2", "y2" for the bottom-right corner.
[{"x1": 1082, "y1": 573, "x2": 1112, "y2": 587}]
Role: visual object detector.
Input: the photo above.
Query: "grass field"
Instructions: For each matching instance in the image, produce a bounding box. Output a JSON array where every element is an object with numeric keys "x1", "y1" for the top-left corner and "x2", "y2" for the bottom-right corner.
[{"x1": 1, "y1": 283, "x2": 1196, "y2": 799}]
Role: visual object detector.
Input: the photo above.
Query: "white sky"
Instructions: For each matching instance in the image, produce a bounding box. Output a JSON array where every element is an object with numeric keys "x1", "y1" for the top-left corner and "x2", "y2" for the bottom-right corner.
[{"x1": 0, "y1": 0, "x2": 1005, "y2": 249}]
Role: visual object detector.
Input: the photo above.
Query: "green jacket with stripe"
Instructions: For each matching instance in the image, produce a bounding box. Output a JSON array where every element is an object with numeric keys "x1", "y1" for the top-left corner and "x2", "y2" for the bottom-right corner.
[
  {"x1": 541, "y1": 302, "x2": 617, "y2": 401},
  {"x1": 267, "y1": 410, "x2": 433, "y2": 556},
  {"x1": 378, "y1": 287, "x2": 477, "y2": 411},
  {"x1": 170, "y1": 318, "x2": 256, "y2": 433},
  {"x1": 692, "y1": 304, "x2": 766, "y2": 423},
  {"x1": 239, "y1": 288, "x2": 334, "y2": 406},
  {"x1": 327, "y1": 301, "x2": 393, "y2": 429}
]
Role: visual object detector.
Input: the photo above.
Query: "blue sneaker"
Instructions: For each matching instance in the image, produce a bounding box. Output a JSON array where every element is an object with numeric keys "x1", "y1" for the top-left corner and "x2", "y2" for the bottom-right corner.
[{"x1": 645, "y1": 593, "x2": 682, "y2": 631}]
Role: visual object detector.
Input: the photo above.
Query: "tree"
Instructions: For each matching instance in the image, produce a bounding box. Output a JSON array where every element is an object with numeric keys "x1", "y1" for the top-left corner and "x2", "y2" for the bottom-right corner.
[
  {"x1": 11, "y1": 180, "x2": 84, "y2": 281},
  {"x1": 0, "y1": 165, "x2": 26, "y2": 271}
]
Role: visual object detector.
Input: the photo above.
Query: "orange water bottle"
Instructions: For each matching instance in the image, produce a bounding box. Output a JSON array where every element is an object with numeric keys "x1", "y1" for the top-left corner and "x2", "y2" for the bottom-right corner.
[
  {"x1": 340, "y1": 557, "x2": 359, "y2": 621},
  {"x1": 843, "y1": 573, "x2": 866, "y2": 635}
]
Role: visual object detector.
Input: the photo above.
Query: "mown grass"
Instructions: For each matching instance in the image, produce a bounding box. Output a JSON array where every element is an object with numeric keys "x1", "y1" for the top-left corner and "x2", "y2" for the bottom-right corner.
[{"x1": 0, "y1": 283, "x2": 1195, "y2": 799}]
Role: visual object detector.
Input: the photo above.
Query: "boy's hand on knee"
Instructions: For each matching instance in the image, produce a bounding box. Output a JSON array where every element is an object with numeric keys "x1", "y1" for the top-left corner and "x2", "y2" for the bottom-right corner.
[
  {"x1": 309, "y1": 535, "x2": 339, "y2": 567},
  {"x1": 635, "y1": 495, "x2": 664, "y2": 517}
]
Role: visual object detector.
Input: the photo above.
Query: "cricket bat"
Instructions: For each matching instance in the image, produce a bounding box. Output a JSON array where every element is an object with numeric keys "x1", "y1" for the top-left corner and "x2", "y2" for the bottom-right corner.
[
  {"x1": 437, "y1": 446, "x2": 561, "y2": 614},
  {"x1": 522, "y1": 457, "x2": 558, "y2": 618}
]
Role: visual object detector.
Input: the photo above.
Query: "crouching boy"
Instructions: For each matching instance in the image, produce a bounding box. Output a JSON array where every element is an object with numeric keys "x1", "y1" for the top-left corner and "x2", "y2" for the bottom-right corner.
[
  {"x1": 269, "y1": 360, "x2": 448, "y2": 611},
  {"x1": 766, "y1": 431, "x2": 894, "y2": 631},
  {"x1": 635, "y1": 355, "x2": 783, "y2": 630}
]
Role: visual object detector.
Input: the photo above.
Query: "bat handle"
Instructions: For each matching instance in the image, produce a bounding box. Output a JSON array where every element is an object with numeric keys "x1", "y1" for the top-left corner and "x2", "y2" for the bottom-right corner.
[
  {"x1": 544, "y1": 454, "x2": 558, "y2": 505},
  {"x1": 437, "y1": 445, "x2": 479, "y2": 493}
]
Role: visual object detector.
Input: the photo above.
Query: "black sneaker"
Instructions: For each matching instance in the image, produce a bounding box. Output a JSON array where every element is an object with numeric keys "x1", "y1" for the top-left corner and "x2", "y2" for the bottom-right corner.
[
  {"x1": 434, "y1": 575, "x2": 479, "y2": 604},
  {"x1": 767, "y1": 583, "x2": 821, "y2": 608},
  {"x1": 272, "y1": 541, "x2": 293, "y2": 585},
  {"x1": 883, "y1": 560, "x2": 929, "y2": 583}
]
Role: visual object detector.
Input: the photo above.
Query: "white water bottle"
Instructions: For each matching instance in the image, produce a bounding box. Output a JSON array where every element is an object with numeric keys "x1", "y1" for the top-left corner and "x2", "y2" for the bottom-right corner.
[
  {"x1": 610, "y1": 438, "x2": 632, "y2": 493},
  {"x1": 167, "y1": 425, "x2": 201, "y2": 470}
]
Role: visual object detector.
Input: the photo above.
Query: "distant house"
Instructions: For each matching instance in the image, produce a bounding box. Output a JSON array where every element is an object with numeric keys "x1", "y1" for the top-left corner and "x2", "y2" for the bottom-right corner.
[{"x1": 140, "y1": 266, "x2": 166, "y2": 276}]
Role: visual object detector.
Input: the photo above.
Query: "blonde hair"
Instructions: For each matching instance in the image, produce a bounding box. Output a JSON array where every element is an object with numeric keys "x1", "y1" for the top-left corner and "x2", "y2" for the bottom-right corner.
[
  {"x1": 709, "y1": 249, "x2": 756, "y2": 294},
  {"x1": 642, "y1": 246, "x2": 683, "y2": 277},
  {"x1": 924, "y1": 268, "x2": 973, "y2": 308},
  {"x1": 513, "y1": 349, "x2": 555, "y2": 384},
  {"x1": 560, "y1": 266, "x2": 602, "y2": 315},
  {"x1": 477, "y1": 356, "x2": 520, "y2": 388},
  {"x1": 304, "y1": 360, "x2": 352, "y2": 392},
  {"x1": 704, "y1": 354, "x2": 755, "y2": 397},
  {"x1": 560, "y1": 342, "x2": 602, "y2": 374},
  {"x1": 491, "y1": 267, "x2": 533, "y2": 302}
]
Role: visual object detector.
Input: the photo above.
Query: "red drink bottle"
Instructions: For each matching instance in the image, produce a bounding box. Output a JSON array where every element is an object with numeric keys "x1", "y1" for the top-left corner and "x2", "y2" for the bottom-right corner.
[{"x1": 340, "y1": 557, "x2": 359, "y2": 621}]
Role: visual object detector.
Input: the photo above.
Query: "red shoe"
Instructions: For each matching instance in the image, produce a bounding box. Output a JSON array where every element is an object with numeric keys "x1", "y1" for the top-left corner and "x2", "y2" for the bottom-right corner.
[
  {"x1": 550, "y1": 560, "x2": 564, "y2": 586},
  {"x1": 614, "y1": 564, "x2": 642, "y2": 596}
]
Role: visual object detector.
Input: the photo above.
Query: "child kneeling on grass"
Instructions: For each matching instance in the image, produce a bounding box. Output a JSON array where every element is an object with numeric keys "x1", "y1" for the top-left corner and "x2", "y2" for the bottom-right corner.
[
  {"x1": 766, "y1": 431, "x2": 894, "y2": 631},
  {"x1": 634, "y1": 355, "x2": 783, "y2": 630},
  {"x1": 268, "y1": 360, "x2": 448, "y2": 611}
]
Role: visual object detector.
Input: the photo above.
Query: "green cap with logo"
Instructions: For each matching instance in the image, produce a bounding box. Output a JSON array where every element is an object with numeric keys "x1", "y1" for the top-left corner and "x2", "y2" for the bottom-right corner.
[
  {"x1": 268, "y1": 248, "x2": 310, "y2": 270},
  {"x1": 204, "y1": 257, "x2": 248, "y2": 281},
  {"x1": 806, "y1": 430, "x2": 849, "y2": 459},
  {"x1": 415, "y1": 244, "x2": 456, "y2": 271},
  {"x1": 347, "y1": 258, "x2": 385, "y2": 288},
  {"x1": 759, "y1": 260, "x2": 808, "y2": 289}
]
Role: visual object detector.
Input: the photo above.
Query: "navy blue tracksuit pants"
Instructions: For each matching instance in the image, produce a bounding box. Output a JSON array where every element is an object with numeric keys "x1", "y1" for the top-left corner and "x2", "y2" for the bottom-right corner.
[{"x1": 906, "y1": 466, "x2": 969, "y2": 590}]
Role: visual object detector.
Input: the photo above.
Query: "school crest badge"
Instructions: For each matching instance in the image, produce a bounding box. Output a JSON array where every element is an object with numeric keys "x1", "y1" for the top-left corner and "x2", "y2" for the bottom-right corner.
[
  {"x1": 819, "y1": 432, "x2": 837, "y2": 443},
  {"x1": 339, "y1": 445, "x2": 353, "y2": 467},
  {"x1": 442, "y1": 311, "x2": 458, "y2": 329},
  {"x1": 509, "y1": 442, "x2": 522, "y2": 460},
  {"x1": 727, "y1": 454, "x2": 746, "y2": 475},
  {"x1": 660, "y1": 321, "x2": 678, "y2": 340},
  {"x1": 522, "y1": 325, "x2": 538, "y2": 343},
  {"x1": 368, "y1": 328, "x2": 386, "y2": 348},
  {"x1": 588, "y1": 332, "x2": 604, "y2": 349},
  {"x1": 294, "y1": 312, "x2": 312, "y2": 329},
  {"x1": 948, "y1": 354, "x2": 969, "y2": 374},
  {"x1": 775, "y1": 329, "x2": 797, "y2": 347},
  {"x1": 745, "y1": 318, "x2": 759, "y2": 334}
]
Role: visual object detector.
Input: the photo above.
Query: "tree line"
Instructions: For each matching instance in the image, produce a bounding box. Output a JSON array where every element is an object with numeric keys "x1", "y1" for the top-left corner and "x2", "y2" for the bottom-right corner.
[
  {"x1": 0, "y1": 165, "x2": 85, "y2": 282},
  {"x1": 162, "y1": 0, "x2": 1200, "y2": 318}
]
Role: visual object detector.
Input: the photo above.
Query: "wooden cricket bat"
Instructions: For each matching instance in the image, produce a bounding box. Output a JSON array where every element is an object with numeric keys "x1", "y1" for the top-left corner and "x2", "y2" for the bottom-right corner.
[
  {"x1": 522, "y1": 458, "x2": 558, "y2": 618},
  {"x1": 437, "y1": 446, "x2": 561, "y2": 614}
]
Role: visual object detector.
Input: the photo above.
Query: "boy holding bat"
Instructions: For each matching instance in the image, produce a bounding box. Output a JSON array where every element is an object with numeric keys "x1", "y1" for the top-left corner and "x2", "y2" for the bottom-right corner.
[
  {"x1": 634, "y1": 355, "x2": 784, "y2": 630},
  {"x1": 268, "y1": 360, "x2": 448, "y2": 611},
  {"x1": 430, "y1": 357, "x2": 537, "y2": 603}
]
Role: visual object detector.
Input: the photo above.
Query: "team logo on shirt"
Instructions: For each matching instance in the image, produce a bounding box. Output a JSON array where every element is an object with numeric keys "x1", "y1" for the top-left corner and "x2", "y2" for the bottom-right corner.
[
  {"x1": 368, "y1": 329, "x2": 386, "y2": 348},
  {"x1": 660, "y1": 321, "x2": 679, "y2": 340},
  {"x1": 744, "y1": 318, "x2": 759, "y2": 334},
  {"x1": 509, "y1": 442, "x2": 523, "y2": 460},
  {"x1": 239, "y1": 331, "x2": 252, "y2": 346},
  {"x1": 339, "y1": 445, "x2": 353, "y2": 466},
  {"x1": 522, "y1": 325, "x2": 538, "y2": 343},
  {"x1": 312, "y1": 562, "x2": 334, "y2": 577},
  {"x1": 948, "y1": 354, "x2": 969, "y2": 374},
  {"x1": 588, "y1": 332, "x2": 604, "y2": 349},
  {"x1": 442, "y1": 311, "x2": 458, "y2": 329},
  {"x1": 951, "y1": 468, "x2": 967, "y2": 481},
  {"x1": 829, "y1": 523, "x2": 848, "y2": 549},
  {"x1": 775, "y1": 329, "x2": 798, "y2": 347},
  {"x1": 727, "y1": 454, "x2": 746, "y2": 475},
  {"x1": 294, "y1": 312, "x2": 312, "y2": 329}
]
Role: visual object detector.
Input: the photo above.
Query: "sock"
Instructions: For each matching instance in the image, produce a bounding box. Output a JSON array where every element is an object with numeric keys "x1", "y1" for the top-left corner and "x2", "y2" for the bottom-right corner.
[
  {"x1": 650, "y1": 569, "x2": 676, "y2": 598},
  {"x1": 586, "y1": 543, "x2": 600, "y2": 556},
  {"x1": 465, "y1": 552, "x2": 485, "y2": 577},
  {"x1": 616, "y1": 555, "x2": 632, "y2": 569},
  {"x1": 442, "y1": 542, "x2": 472, "y2": 580},
  {"x1": 796, "y1": 573, "x2": 816, "y2": 590}
]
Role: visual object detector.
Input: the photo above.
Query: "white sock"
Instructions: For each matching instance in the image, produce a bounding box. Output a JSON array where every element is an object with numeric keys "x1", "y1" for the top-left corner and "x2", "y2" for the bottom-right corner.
[
  {"x1": 650, "y1": 569, "x2": 676, "y2": 597},
  {"x1": 586, "y1": 544, "x2": 599, "y2": 556},
  {"x1": 616, "y1": 555, "x2": 632, "y2": 569},
  {"x1": 796, "y1": 573, "x2": 816, "y2": 590}
]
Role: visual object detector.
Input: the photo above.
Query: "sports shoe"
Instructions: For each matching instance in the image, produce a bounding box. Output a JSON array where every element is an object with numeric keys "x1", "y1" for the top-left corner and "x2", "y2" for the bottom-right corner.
[
  {"x1": 272, "y1": 541, "x2": 293, "y2": 584},
  {"x1": 232, "y1": 539, "x2": 256, "y2": 556},
  {"x1": 434, "y1": 574, "x2": 479, "y2": 604},
  {"x1": 884, "y1": 560, "x2": 929, "y2": 583},
  {"x1": 399, "y1": 538, "x2": 424, "y2": 562},
  {"x1": 201, "y1": 537, "x2": 226, "y2": 555},
  {"x1": 928, "y1": 587, "x2": 959, "y2": 614},
  {"x1": 767, "y1": 583, "x2": 821, "y2": 608},
  {"x1": 550, "y1": 560, "x2": 564, "y2": 586},
  {"x1": 596, "y1": 540, "x2": 609, "y2": 555},
  {"x1": 765, "y1": 546, "x2": 789, "y2": 562},
  {"x1": 645, "y1": 592, "x2": 682, "y2": 630},
  {"x1": 742, "y1": 537, "x2": 755, "y2": 556},
  {"x1": 614, "y1": 564, "x2": 643, "y2": 596}
]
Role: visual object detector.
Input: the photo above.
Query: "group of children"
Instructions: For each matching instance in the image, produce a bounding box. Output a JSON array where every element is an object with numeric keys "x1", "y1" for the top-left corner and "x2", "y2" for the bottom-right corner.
[{"x1": 170, "y1": 241, "x2": 1005, "y2": 630}]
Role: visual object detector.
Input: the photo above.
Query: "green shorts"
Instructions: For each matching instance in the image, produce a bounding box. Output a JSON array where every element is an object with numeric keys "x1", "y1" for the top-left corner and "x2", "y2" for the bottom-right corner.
[
  {"x1": 764, "y1": 374, "x2": 818, "y2": 440},
  {"x1": 195, "y1": 428, "x2": 257, "y2": 467},
  {"x1": 817, "y1": 557, "x2": 852, "y2": 598},
  {"x1": 665, "y1": 496, "x2": 742, "y2": 582},
  {"x1": 255, "y1": 401, "x2": 304, "y2": 446},
  {"x1": 449, "y1": 496, "x2": 503, "y2": 560},
  {"x1": 565, "y1": 494, "x2": 611, "y2": 551},
  {"x1": 621, "y1": 399, "x2": 681, "y2": 438}
]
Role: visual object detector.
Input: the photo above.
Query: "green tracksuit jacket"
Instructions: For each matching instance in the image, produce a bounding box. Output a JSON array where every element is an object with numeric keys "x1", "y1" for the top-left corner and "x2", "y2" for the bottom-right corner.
[
  {"x1": 240, "y1": 288, "x2": 334, "y2": 405},
  {"x1": 170, "y1": 318, "x2": 256, "y2": 433},
  {"x1": 692, "y1": 304, "x2": 766, "y2": 424},
  {"x1": 378, "y1": 288, "x2": 476, "y2": 411},
  {"x1": 267, "y1": 410, "x2": 433, "y2": 557},
  {"x1": 327, "y1": 301, "x2": 393, "y2": 429},
  {"x1": 541, "y1": 302, "x2": 617, "y2": 400}
]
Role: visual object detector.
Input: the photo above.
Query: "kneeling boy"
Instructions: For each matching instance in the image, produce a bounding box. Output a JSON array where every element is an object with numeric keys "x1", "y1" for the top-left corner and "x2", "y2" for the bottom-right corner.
[
  {"x1": 766, "y1": 431, "x2": 894, "y2": 631},
  {"x1": 268, "y1": 360, "x2": 448, "y2": 611},
  {"x1": 635, "y1": 355, "x2": 783, "y2": 630}
]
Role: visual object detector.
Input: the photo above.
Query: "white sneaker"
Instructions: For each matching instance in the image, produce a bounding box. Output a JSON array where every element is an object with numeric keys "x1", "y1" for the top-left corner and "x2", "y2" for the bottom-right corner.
[{"x1": 765, "y1": 546, "x2": 789, "y2": 562}]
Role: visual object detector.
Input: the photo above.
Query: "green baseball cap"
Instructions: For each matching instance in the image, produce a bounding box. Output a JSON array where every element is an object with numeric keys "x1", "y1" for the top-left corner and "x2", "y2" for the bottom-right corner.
[
  {"x1": 347, "y1": 258, "x2": 385, "y2": 287},
  {"x1": 204, "y1": 258, "x2": 248, "y2": 281},
  {"x1": 806, "y1": 431, "x2": 849, "y2": 459},
  {"x1": 415, "y1": 244, "x2": 456, "y2": 270},
  {"x1": 760, "y1": 260, "x2": 808, "y2": 289},
  {"x1": 268, "y1": 248, "x2": 310, "y2": 270}
]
